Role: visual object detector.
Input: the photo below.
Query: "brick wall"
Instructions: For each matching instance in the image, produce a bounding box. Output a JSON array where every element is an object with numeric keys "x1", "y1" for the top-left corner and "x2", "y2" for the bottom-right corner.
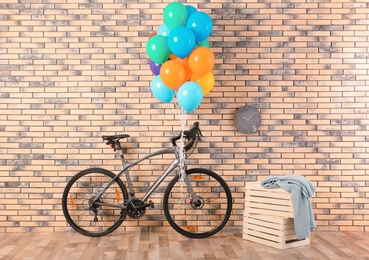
[{"x1": 1, "y1": 0, "x2": 368, "y2": 233}]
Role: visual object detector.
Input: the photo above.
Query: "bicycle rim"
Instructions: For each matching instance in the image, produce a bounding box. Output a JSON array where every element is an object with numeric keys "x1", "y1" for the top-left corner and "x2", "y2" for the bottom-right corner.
[
  {"x1": 163, "y1": 168, "x2": 232, "y2": 238},
  {"x1": 62, "y1": 168, "x2": 128, "y2": 237}
]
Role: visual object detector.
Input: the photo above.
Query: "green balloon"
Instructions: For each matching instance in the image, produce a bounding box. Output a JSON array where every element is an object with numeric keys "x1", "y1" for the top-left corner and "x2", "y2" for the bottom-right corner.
[
  {"x1": 146, "y1": 35, "x2": 170, "y2": 64},
  {"x1": 163, "y1": 2, "x2": 188, "y2": 30},
  {"x1": 197, "y1": 39, "x2": 210, "y2": 48}
]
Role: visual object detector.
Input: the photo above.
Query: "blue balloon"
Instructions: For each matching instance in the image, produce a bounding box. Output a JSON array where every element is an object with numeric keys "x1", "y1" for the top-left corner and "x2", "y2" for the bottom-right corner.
[
  {"x1": 177, "y1": 82, "x2": 203, "y2": 113},
  {"x1": 186, "y1": 12, "x2": 213, "y2": 42},
  {"x1": 157, "y1": 23, "x2": 171, "y2": 37},
  {"x1": 185, "y1": 5, "x2": 198, "y2": 18},
  {"x1": 168, "y1": 26, "x2": 196, "y2": 59},
  {"x1": 151, "y1": 75, "x2": 175, "y2": 103}
]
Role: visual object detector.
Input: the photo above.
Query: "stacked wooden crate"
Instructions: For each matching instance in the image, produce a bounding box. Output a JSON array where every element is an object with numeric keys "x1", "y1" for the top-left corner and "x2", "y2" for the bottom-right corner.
[{"x1": 243, "y1": 181, "x2": 310, "y2": 250}]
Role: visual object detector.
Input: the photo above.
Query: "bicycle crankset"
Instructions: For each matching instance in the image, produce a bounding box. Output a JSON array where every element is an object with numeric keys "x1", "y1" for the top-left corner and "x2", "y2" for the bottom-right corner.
[{"x1": 127, "y1": 199, "x2": 154, "y2": 219}]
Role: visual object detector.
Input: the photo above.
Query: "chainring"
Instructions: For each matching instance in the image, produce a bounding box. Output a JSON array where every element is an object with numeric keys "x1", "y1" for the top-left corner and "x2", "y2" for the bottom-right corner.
[{"x1": 127, "y1": 199, "x2": 146, "y2": 219}]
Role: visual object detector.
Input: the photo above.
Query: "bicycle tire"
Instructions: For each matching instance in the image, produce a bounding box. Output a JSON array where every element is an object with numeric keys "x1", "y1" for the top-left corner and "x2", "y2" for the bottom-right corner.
[
  {"x1": 62, "y1": 168, "x2": 128, "y2": 237},
  {"x1": 163, "y1": 168, "x2": 232, "y2": 239}
]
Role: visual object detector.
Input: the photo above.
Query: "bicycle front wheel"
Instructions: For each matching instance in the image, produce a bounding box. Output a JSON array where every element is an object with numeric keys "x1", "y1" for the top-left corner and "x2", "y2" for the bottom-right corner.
[
  {"x1": 62, "y1": 168, "x2": 128, "y2": 237},
  {"x1": 163, "y1": 168, "x2": 232, "y2": 238}
]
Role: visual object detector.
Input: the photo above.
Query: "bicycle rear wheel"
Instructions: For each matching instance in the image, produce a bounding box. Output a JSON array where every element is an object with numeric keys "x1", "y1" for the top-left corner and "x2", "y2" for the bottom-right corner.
[
  {"x1": 62, "y1": 168, "x2": 128, "y2": 237},
  {"x1": 163, "y1": 168, "x2": 232, "y2": 238}
]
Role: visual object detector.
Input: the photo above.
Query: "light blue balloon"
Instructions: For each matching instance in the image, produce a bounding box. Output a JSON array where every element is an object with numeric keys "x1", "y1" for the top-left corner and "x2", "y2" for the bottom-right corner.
[
  {"x1": 151, "y1": 75, "x2": 175, "y2": 103},
  {"x1": 177, "y1": 82, "x2": 203, "y2": 113},
  {"x1": 186, "y1": 12, "x2": 213, "y2": 42},
  {"x1": 185, "y1": 5, "x2": 198, "y2": 18},
  {"x1": 168, "y1": 26, "x2": 196, "y2": 59},
  {"x1": 157, "y1": 23, "x2": 171, "y2": 37}
]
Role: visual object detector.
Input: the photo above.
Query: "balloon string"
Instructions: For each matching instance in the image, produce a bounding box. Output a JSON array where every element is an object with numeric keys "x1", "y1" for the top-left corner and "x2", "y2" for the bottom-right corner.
[
  {"x1": 175, "y1": 101, "x2": 187, "y2": 182},
  {"x1": 173, "y1": 100, "x2": 188, "y2": 206}
]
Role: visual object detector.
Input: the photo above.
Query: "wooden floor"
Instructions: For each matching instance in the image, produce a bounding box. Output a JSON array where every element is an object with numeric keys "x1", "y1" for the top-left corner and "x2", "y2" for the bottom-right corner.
[{"x1": 0, "y1": 230, "x2": 369, "y2": 260}]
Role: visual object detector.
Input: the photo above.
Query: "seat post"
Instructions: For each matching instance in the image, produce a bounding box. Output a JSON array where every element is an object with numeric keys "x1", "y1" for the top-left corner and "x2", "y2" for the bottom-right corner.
[
  {"x1": 115, "y1": 141, "x2": 126, "y2": 166},
  {"x1": 102, "y1": 134, "x2": 130, "y2": 167}
]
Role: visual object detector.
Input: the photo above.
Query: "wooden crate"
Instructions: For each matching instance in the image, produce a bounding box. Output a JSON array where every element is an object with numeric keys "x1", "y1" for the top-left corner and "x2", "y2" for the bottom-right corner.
[
  {"x1": 245, "y1": 181, "x2": 294, "y2": 218},
  {"x1": 243, "y1": 182, "x2": 310, "y2": 250}
]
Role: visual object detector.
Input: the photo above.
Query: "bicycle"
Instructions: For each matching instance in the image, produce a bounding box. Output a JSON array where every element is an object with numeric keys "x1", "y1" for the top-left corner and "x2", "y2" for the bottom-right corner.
[{"x1": 62, "y1": 122, "x2": 232, "y2": 239}]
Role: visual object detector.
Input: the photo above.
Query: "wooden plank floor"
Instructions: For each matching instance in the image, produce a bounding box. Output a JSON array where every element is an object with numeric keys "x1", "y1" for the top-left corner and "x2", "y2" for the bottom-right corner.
[{"x1": 0, "y1": 231, "x2": 369, "y2": 260}]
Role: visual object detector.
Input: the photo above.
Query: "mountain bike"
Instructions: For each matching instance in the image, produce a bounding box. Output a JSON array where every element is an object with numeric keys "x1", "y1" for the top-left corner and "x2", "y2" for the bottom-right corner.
[{"x1": 62, "y1": 122, "x2": 232, "y2": 239}]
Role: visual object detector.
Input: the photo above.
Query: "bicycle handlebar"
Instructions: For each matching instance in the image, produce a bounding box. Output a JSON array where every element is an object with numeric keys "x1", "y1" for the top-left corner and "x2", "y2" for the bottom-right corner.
[{"x1": 170, "y1": 121, "x2": 203, "y2": 151}]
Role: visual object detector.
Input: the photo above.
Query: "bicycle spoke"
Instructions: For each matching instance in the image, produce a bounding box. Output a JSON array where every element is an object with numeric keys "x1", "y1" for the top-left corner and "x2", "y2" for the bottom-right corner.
[
  {"x1": 62, "y1": 168, "x2": 128, "y2": 237},
  {"x1": 163, "y1": 168, "x2": 232, "y2": 238}
]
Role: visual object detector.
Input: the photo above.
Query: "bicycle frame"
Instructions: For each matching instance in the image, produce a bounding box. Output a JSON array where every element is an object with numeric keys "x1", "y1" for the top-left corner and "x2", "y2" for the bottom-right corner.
[{"x1": 93, "y1": 146, "x2": 198, "y2": 209}]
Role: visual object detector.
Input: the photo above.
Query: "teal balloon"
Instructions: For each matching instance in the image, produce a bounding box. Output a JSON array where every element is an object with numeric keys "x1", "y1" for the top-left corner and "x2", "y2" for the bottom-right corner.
[
  {"x1": 157, "y1": 23, "x2": 171, "y2": 37},
  {"x1": 186, "y1": 12, "x2": 213, "y2": 42},
  {"x1": 177, "y1": 82, "x2": 203, "y2": 113},
  {"x1": 146, "y1": 35, "x2": 170, "y2": 64},
  {"x1": 197, "y1": 39, "x2": 210, "y2": 48},
  {"x1": 168, "y1": 26, "x2": 196, "y2": 59},
  {"x1": 151, "y1": 75, "x2": 175, "y2": 103},
  {"x1": 163, "y1": 2, "x2": 188, "y2": 30}
]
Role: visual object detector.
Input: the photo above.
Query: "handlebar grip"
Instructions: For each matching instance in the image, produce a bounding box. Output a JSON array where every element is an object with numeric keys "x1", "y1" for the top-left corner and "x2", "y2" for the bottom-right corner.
[{"x1": 170, "y1": 122, "x2": 202, "y2": 151}]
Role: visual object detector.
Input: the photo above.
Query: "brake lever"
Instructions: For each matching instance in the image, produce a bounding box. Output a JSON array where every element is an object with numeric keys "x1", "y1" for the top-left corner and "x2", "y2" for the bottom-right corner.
[{"x1": 195, "y1": 126, "x2": 203, "y2": 141}]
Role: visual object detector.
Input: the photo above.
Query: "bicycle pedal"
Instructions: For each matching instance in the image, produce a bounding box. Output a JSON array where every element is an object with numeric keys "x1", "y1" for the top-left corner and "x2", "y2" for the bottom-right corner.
[{"x1": 148, "y1": 200, "x2": 155, "y2": 208}]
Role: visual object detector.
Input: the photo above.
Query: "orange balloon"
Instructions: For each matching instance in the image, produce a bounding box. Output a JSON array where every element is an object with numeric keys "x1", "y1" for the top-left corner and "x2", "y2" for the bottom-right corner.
[
  {"x1": 188, "y1": 47, "x2": 215, "y2": 77},
  {"x1": 191, "y1": 72, "x2": 214, "y2": 95},
  {"x1": 175, "y1": 57, "x2": 192, "y2": 82},
  {"x1": 160, "y1": 60, "x2": 185, "y2": 90},
  {"x1": 169, "y1": 54, "x2": 177, "y2": 60}
]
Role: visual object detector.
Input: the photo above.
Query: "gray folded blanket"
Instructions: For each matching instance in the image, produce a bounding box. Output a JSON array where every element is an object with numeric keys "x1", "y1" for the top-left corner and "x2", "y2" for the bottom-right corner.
[{"x1": 261, "y1": 174, "x2": 316, "y2": 240}]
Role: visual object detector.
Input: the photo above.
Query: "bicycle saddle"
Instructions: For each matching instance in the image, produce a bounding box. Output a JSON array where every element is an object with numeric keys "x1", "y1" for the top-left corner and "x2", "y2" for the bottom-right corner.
[{"x1": 102, "y1": 134, "x2": 130, "y2": 142}]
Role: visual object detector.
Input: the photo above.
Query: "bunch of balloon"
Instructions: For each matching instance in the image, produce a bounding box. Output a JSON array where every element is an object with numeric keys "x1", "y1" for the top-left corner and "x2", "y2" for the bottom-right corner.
[{"x1": 146, "y1": 2, "x2": 215, "y2": 113}]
